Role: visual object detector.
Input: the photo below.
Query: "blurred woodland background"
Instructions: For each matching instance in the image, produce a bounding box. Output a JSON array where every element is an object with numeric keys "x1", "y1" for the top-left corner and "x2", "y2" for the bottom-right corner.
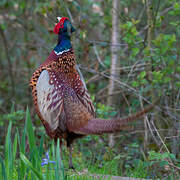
[{"x1": 0, "y1": 0, "x2": 180, "y2": 178}]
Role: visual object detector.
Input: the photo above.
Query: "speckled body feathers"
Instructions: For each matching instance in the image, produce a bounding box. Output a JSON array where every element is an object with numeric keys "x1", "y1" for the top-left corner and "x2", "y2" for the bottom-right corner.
[{"x1": 30, "y1": 49, "x2": 95, "y2": 143}]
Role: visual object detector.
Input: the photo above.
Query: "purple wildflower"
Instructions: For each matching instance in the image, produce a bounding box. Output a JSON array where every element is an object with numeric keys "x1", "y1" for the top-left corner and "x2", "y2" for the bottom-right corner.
[{"x1": 41, "y1": 151, "x2": 55, "y2": 166}]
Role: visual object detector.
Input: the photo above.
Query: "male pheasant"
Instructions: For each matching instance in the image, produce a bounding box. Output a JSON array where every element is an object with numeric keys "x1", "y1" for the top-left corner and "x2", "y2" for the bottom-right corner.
[{"x1": 30, "y1": 17, "x2": 155, "y2": 168}]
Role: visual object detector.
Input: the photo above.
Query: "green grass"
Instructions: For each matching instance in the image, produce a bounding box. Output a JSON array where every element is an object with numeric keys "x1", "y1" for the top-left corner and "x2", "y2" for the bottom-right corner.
[
  {"x1": 0, "y1": 108, "x2": 66, "y2": 180},
  {"x1": 0, "y1": 108, "x2": 179, "y2": 180}
]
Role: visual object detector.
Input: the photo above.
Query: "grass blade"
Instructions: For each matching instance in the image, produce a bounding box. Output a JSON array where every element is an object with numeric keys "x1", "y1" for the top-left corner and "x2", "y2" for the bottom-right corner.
[
  {"x1": 25, "y1": 107, "x2": 41, "y2": 173},
  {"x1": 5, "y1": 121, "x2": 13, "y2": 179},
  {"x1": 13, "y1": 133, "x2": 18, "y2": 162},
  {"x1": 25, "y1": 107, "x2": 36, "y2": 151},
  {"x1": 0, "y1": 155, "x2": 7, "y2": 180},
  {"x1": 20, "y1": 153, "x2": 43, "y2": 180},
  {"x1": 55, "y1": 139, "x2": 65, "y2": 180},
  {"x1": 21, "y1": 120, "x2": 26, "y2": 154},
  {"x1": 18, "y1": 119, "x2": 26, "y2": 179},
  {"x1": 38, "y1": 135, "x2": 44, "y2": 158}
]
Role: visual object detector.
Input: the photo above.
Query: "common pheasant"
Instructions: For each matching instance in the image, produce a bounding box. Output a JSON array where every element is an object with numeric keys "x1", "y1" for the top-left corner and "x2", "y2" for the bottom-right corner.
[{"x1": 30, "y1": 17, "x2": 156, "y2": 168}]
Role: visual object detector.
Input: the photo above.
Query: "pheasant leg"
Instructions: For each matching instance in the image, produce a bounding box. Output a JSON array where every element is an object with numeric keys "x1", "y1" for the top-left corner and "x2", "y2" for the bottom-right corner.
[{"x1": 68, "y1": 144, "x2": 75, "y2": 169}]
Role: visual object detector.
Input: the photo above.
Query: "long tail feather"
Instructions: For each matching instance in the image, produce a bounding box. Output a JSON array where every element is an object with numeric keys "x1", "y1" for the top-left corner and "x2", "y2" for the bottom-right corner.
[{"x1": 75, "y1": 101, "x2": 158, "y2": 135}]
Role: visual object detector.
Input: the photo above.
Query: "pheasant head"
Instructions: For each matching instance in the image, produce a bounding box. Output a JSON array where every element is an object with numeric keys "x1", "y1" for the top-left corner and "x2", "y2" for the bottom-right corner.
[
  {"x1": 53, "y1": 17, "x2": 75, "y2": 56},
  {"x1": 54, "y1": 17, "x2": 75, "y2": 36}
]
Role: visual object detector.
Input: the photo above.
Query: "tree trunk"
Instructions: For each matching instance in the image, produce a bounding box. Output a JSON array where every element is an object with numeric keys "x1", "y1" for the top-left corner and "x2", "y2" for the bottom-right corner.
[
  {"x1": 145, "y1": 0, "x2": 158, "y2": 149},
  {"x1": 143, "y1": 0, "x2": 155, "y2": 150},
  {"x1": 108, "y1": 0, "x2": 120, "y2": 148}
]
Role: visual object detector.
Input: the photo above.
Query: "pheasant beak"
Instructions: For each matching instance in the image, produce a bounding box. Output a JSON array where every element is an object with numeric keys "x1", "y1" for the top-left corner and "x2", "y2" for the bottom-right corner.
[{"x1": 57, "y1": 17, "x2": 61, "y2": 22}]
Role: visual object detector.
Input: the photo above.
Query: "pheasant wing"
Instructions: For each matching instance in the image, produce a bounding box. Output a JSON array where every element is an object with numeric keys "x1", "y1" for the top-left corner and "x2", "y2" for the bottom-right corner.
[
  {"x1": 73, "y1": 69, "x2": 95, "y2": 117},
  {"x1": 36, "y1": 70, "x2": 66, "y2": 133}
]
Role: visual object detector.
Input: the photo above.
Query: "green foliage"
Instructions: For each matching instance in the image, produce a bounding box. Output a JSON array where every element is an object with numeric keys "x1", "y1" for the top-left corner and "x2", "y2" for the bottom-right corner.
[
  {"x1": 0, "y1": 110, "x2": 24, "y2": 126},
  {"x1": 148, "y1": 150, "x2": 176, "y2": 167},
  {"x1": 0, "y1": 109, "x2": 179, "y2": 179},
  {"x1": 96, "y1": 102, "x2": 117, "y2": 119},
  {"x1": 0, "y1": 108, "x2": 66, "y2": 180},
  {"x1": 20, "y1": 153, "x2": 43, "y2": 180},
  {"x1": 121, "y1": 20, "x2": 141, "y2": 47}
]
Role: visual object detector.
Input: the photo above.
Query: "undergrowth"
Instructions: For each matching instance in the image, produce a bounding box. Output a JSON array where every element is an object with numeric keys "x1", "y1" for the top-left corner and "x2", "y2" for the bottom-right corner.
[{"x1": 0, "y1": 108, "x2": 179, "y2": 180}]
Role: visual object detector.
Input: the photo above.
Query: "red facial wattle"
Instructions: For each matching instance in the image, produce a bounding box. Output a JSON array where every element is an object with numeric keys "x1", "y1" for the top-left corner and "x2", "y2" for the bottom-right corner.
[{"x1": 53, "y1": 17, "x2": 70, "y2": 34}]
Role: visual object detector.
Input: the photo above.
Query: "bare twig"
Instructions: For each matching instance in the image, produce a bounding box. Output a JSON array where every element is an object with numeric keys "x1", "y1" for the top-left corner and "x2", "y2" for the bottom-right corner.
[
  {"x1": 160, "y1": 6, "x2": 174, "y2": 16},
  {"x1": 79, "y1": 64, "x2": 162, "y2": 106},
  {"x1": 139, "y1": 96, "x2": 149, "y2": 148},
  {"x1": 0, "y1": 27, "x2": 15, "y2": 96},
  {"x1": 93, "y1": 44, "x2": 106, "y2": 68}
]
